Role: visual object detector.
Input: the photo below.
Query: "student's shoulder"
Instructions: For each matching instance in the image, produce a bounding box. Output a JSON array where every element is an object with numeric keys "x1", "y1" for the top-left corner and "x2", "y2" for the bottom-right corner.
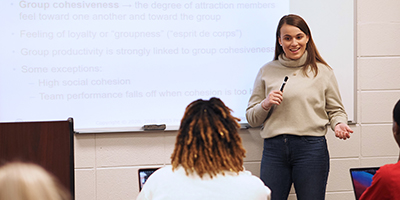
[
  {"x1": 240, "y1": 171, "x2": 271, "y2": 197},
  {"x1": 147, "y1": 166, "x2": 173, "y2": 179},
  {"x1": 378, "y1": 162, "x2": 400, "y2": 172},
  {"x1": 238, "y1": 170, "x2": 267, "y2": 186},
  {"x1": 374, "y1": 162, "x2": 400, "y2": 180}
]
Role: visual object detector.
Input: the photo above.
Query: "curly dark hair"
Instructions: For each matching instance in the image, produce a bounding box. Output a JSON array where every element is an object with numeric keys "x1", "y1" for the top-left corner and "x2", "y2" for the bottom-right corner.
[{"x1": 171, "y1": 97, "x2": 246, "y2": 178}]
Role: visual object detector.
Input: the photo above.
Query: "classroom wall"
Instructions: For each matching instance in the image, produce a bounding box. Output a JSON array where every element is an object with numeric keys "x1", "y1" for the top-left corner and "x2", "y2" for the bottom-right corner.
[{"x1": 73, "y1": 0, "x2": 400, "y2": 199}]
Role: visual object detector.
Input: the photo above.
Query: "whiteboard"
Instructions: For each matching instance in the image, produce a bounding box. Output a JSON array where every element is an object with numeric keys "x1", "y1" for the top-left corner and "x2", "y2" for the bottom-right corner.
[{"x1": 0, "y1": 0, "x2": 354, "y2": 132}]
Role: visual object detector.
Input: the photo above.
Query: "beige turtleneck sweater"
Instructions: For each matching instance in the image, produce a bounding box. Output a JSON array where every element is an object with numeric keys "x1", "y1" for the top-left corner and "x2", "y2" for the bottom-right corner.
[{"x1": 246, "y1": 52, "x2": 348, "y2": 139}]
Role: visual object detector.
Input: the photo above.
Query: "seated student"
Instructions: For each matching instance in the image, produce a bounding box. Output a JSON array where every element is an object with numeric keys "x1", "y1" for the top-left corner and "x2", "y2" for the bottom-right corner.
[
  {"x1": 136, "y1": 97, "x2": 271, "y2": 200},
  {"x1": 360, "y1": 99, "x2": 400, "y2": 200},
  {"x1": 0, "y1": 162, "x2": 71, "y2": 200}
]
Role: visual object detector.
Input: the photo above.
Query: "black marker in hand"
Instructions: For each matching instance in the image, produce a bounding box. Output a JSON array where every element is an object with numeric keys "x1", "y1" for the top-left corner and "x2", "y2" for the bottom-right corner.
[{"x1": 279, "y1": 76, "x2": 289, "y2": 92}]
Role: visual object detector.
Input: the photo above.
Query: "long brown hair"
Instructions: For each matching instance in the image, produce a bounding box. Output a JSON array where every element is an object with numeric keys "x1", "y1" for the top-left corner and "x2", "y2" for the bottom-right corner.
[
  {"x1": 274, "y1": 14, "x2": 331, "y2": 77},
  {"x1": 171, "y1": 97, "x2": 246, "y2": 178}
]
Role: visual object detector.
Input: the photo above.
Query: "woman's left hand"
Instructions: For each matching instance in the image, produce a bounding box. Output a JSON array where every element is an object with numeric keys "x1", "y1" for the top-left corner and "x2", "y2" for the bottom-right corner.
[{"x1": 334, "y1": 123, "x2": 353, "y2": 140}]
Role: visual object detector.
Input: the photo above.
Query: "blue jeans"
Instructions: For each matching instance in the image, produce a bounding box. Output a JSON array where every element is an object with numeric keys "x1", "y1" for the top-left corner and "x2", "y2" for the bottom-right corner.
[{"x1": 260, "y1": 134, "x2": 330, "y2": 200}]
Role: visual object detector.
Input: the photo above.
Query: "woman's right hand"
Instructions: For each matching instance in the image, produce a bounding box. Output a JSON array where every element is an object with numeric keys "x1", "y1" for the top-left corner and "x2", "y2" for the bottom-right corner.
[{"x1": 261, "y1": 90, "x2": 283, "y2": 110}]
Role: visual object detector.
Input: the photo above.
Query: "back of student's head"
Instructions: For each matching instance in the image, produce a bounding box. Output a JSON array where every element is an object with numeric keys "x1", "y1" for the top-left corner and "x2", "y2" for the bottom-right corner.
[
  {"x1": 0, "y1": 162, "x2": 71, "y2": 200},
  {"x1": 171, "y1": 97, "x2": 246, "y2": 178},
  {"x1": 394, "y1": 99, "x2": 400, "y2": 126}
]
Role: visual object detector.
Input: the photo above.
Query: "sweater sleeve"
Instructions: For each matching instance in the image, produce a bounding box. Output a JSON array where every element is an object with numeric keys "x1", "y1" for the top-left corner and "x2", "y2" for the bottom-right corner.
[
  {"x1": 246, "y1": 68, "x2": 270, "y2": 127},
  {"x1": 325, "y1": 70, "x2": 348, "y2": 130}
]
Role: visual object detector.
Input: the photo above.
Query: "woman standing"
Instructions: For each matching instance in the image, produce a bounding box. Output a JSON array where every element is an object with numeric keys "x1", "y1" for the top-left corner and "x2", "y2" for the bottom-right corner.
[{"x1": 246, "y1": 14, "x2": 353, "y2": 200}]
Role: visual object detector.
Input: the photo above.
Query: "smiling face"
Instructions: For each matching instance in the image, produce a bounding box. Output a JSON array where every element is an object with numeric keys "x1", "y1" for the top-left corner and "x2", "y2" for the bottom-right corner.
[{"x1": 278, "y1": 24, "x2": 309, "y2": 60}]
